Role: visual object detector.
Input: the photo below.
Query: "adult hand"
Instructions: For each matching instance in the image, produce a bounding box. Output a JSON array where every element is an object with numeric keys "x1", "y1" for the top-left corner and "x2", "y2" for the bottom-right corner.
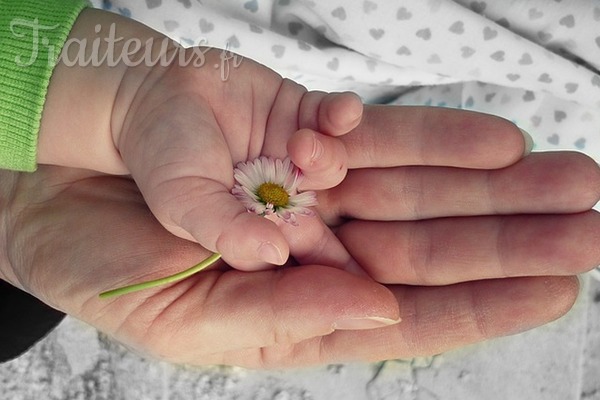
[
  {"x1": 37, "y1": 9, "x2": 532, "y2": 271},
  {"x1": 3, "y1": 104, "x2": 599, "y2": 368}
]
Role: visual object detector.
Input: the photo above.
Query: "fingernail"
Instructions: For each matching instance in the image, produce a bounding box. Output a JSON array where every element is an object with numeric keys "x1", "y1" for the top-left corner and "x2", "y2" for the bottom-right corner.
[
  {"x1": 257, "y1": 242, "x2": 284, "y2": 265},
  {"x1": 333, "y1": 316, "x2": 401, "y2": 330},
  {"x1": 310, "y1": 133, "x2": 324, "y2": 164},
  {"x1": 519, "y1": 128, "x2": 534, "y2": 156}
]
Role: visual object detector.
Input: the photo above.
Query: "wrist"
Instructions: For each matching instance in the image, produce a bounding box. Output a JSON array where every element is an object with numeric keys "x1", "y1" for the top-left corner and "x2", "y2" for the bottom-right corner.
[{"x1": 37, "y1": 9, "x2": 172, "y2": 174}]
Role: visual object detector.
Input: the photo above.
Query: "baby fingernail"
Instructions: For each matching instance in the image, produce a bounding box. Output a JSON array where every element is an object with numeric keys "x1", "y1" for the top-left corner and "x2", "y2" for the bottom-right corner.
[
  {"x1": 257, "y1": 242, "x2": 285, "y2": 265},
  {"x1": 333, "y1": 316, "x2": 401, "y2": 330},
  {"x1": 519, "y1": 128, "x2": 534, "y2": 156},
  {"x1": 310, "y1": 133, "x2": 324, "y2": 164}
]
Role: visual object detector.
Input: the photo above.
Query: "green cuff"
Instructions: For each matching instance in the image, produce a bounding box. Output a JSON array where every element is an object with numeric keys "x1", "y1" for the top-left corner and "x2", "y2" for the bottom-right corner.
[{"x1": 0, "y1": 0, "x2": 89, "y2": 171}]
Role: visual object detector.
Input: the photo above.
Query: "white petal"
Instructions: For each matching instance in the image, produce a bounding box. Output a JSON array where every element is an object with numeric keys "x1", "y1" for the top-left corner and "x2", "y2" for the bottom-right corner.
[
  {"x1": 290, "y1": 191, "x2": 318, "y2": 207},
  {"x1": 251, "y1": 159, "x2": 266, "y2": 182},
  {"x1": 294, "y1": 207, "x2": 315, "y2": 216},
  {"x1": 275, "y1": 158, "x2": 289, "y2": 184},
  {"x1": 286, "y1": 170, "x2": 302, "y2": 193},
  {"x1": 276, "y1": 209, "x2": 298, "y2": 225},
  {"x1": 233, "y1": 172, "x2": 258, "y2": 191},
  {"x1": 235, "y1": 160, "x2": 254, "y2": 177},
  {"x1": 277, "y1": 209, "x2": 292, "y2": 220},
  {"x1": 251, "y1": 203, "x2": 268, "y2": 214},
  {"x1": 256, "y1": 157, "x2": 269, "y2": 183}
]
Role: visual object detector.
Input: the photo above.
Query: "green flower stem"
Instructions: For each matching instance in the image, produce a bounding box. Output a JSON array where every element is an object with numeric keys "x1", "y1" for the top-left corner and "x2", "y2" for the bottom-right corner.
[{"x1": 99, "y1": 253, "x2": 222, "y2": 299}]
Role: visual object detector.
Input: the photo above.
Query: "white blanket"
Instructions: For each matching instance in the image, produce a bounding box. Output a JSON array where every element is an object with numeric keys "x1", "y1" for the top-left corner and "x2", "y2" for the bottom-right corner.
[{"x1": 93, "y1": 0, "x2": 600, "y2": 158}]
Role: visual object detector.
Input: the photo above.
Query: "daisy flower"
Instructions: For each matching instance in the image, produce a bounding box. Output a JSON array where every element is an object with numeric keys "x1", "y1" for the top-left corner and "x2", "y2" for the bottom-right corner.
[{"x1": 232, "y1": 156, "x2": 317, "y2": 225}]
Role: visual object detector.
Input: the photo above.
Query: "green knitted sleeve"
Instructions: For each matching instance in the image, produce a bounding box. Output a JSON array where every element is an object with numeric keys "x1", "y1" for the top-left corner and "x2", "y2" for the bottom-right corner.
[{"x1": 0, "y1": 0, "x2": 88, "y2": 171}]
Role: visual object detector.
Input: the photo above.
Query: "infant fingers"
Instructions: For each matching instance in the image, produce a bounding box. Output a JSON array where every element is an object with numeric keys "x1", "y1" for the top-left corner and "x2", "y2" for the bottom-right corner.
[
  {"x1": 298, "y1": 91, "x2": 363, "y2": 136},
  {"x1": 287, "y1": 128, "x2": 348, "y2": 190}
]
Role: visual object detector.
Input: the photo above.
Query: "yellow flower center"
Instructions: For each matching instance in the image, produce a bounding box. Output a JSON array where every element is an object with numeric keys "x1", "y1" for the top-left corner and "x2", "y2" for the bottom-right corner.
[{"x1": 257, "y1": 182, "x2": 289, "y2": 207}]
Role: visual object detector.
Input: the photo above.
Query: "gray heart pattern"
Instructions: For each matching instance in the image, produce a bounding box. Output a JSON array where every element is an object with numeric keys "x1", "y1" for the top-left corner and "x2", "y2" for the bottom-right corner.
[
  {"x1": 227, "y1": 35, "x2": 240, "y2": 48},
  {"x1": 574, "y1": 138, "x2": 586, "y2": 149},
  {"x1": 130, "y1": 0, "x2": 598, "y2": 158},
  {"x1": 518, "y1": 53, "x2": 533, "y2": 65},
  {"x1": 199, "y1": 18, "x2": 214, "y2": 33},
  {"x1": 397, "y1": 7, "x2": 412, "y2": 20},
  {"x1": 449, "y1": 21, "x2": 464, "y2": 34},
  {"x1": 490, "y1": 50, "x2": 505, "y2": 61},
  {"x1": 496, "y1": 17, "x2": 510, "y2": 29},
  {"x1": 470, "y1": 1, "x2": 487, "y2": 14},
  {"x1": 288, "y1": 22, "x2": 304, "y2": 36},
  {"x1": 538, "y1": 73, "x2": 553, "y2": 83},
  {"x1": 145, "y1": 0, "x2": 161, "y2": 9},
  {"x1": 249, "y1": 23, "x2": 263, "y2": 34},
  {"x1": 297, "y1": 40, "x2": 311, "y2": 51},
  {"x1": 485, "y1": 92, "x2": 496, "y2": 102},
  {"x1": 363, "y1": 1, "x2": 377, "y2": 14},
  {"x1": 369, "y1": 28, "x2": 385, "y2": 40},
  {"x1": 554, "y1": 110, "x2": 567, "y2": 122},
  {"x1": 271, "y1": 45, "x2": 285, "y2": 58},
  {"x1": 244, "y1": 0, "x2": 258, "y2": 13},
  {"x1": 537, "y1": 31, "x2": 553, "y2": 42},
  {"x1": 523, "y1": 91, "x2": 536, "y2": 102},
  {"x1": 427, "y1": 54, "x2": 442, "y2": 64},
  {"x1": 331, "y1": 7, "x2": 346, "y2": 20},
  {"x1": 461, "y1": 46, "x2": 475, "y2": 58},
  {"x1": 366, "y1": 59, "x2": 377, "y2": 72},
  {"x1": 327, "y1": 57, "x2": 339, "y2": 71},
  {"x1": 416, "y1": 28, "x2": 432, "y2": 40},
  {"x1": 565, "y1": 83, "x2": 579, "y2": 93},
  {"x1": 483, "y1": 27, "x2": 497, "y2": 40},
  {"x1": 559, "y1": 14, "x2": 575, "y2": 28},
  {"x1": 164, "y1": 20, "x2": 179, "y2": 32},
  {"x1": 396, "y1": 45, "x2": 412, "y2": 55},
  {"x1": 528, "y1": 8, "x2": 544, "y2": 20},
  {"x1": 547, "y1": 134, "x2": 560, "y2": 145}
]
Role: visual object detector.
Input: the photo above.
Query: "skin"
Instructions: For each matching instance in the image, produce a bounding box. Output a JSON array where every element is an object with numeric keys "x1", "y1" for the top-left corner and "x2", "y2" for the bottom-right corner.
[
  {"x1": 1, "y1": 8, "x2": 599, "y2": 368},
  {"x1": 1, "y1": 150, "x2": 599, "y2": 368},
  {"x1": 36, "y1": 9, "x2": 527, "y2": 271}
]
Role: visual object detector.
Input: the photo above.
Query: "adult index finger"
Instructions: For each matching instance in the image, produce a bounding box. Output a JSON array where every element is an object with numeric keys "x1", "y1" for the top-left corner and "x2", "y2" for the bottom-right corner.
[{"x1": 341, "y1": 106, "x2": 532, "y2": 169}]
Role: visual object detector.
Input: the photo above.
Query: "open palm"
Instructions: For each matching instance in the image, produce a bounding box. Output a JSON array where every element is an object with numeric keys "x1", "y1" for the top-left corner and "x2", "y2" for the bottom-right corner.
[
  {"x1": 4, "y1": 106, "x2": 600, "y2": 367},
  {"x1": 108, "y1": 46, "x2": 374, "y2": 270},
  {"x1": 19, "y1": 9, "x2": 599, "y2": 367}
]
